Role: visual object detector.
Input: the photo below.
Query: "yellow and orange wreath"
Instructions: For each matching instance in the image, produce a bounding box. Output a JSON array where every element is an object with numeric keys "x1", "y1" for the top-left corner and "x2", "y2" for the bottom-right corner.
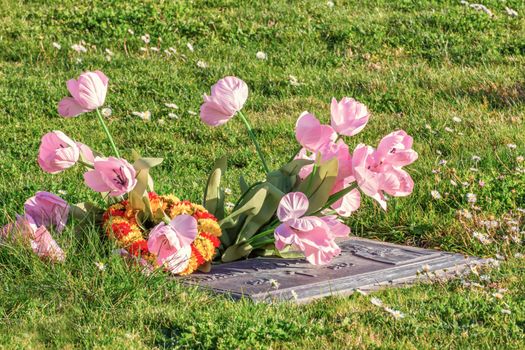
[{"x1": 102, "y1": 192, "x2": 221, "y2": 275}]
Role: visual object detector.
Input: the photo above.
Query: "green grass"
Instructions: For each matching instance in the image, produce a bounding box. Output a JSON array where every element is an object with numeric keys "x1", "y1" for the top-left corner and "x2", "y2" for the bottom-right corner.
[{"x1": 1, "y1": 0, "x2": 524, "y2": 348}]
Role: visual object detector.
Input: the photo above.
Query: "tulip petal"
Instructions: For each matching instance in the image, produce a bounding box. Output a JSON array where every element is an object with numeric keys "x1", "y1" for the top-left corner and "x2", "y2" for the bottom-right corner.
[
  {"x1": 295, "y1": 112, "x2": 336, "y2": 152},
  {"x1": 58, "y1": 97, "x2": 89, "y2": 117},
  {"x1": 164, "y1": 245, "x2": 192, "y2": 274},
  {"x1": 83, "y1": 170, "x2": 111, "y2": 192},
  {"x1": 277, "y1": 192, "x2": 310, "y2": 222},
  {"x1": 169, "y1": 214, "x2": 198, "y2": 247},
  {"x1": 331, "y1": 188, "x2": 361, "y2": 217}
]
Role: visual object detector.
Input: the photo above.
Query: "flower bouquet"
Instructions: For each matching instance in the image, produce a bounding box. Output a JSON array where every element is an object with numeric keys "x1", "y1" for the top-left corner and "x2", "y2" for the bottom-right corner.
[{"x1": 1, "y1": 71, "x2": 417, "y2": 276}]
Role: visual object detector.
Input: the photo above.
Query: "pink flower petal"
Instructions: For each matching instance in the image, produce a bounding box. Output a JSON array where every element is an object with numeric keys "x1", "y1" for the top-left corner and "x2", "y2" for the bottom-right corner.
[
  {"x1": 295, "y1": 112, "x2": 336, "y2": 152},
  {"x1": 277, "y1": 192, "x2": 310, "y2": 222},
  {"x1": 58, "y1": 97, "x2": 89, "y2": 118}
]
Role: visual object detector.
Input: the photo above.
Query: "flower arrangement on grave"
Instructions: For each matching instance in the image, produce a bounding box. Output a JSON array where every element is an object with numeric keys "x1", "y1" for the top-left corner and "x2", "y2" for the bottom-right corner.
[{"x1": 1, "y1": 70, "x2": 417, "y2": 275}]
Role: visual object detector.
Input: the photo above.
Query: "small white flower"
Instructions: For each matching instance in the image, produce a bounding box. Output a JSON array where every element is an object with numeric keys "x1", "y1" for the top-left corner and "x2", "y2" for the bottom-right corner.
[
  {"x1": 187, "y1": 110, "x2": 197, "y2": 116},
  {"x1": 128, "y1": 29, "x2": 135, "y2": 35},
  {"x1": 516, "y1": 156, "x2": 524, "y2": 163},
  {"x1": 438, "y1": 159, "x2": 447, "y2": 166},
  {"x1": 472, "y1": 155, "x2": 481, "y2": 162},
  {"x1": 431, "y1": 190, "x2": 442, "y2": 199},
  {"x1": 196, "y1": 60, "x2": 208, "y2": 68},
  {"x1": 514, "y1": 253, "x2": 524, "y2": 259},
  {"x1": 466, "y1": 193, "x2": 477, "y2": 203},
  {"x1": 132, "y1": 111, "x2": 151, "y2": 121},
  {"x1": 507, "y1": 143, "x2": 517, "y2": 150},
  {"x1": 165, "y1": 103, "x2": 179, "y2": 109},
  {"x1": 384, "y1": 307, "x2": 405, "y2": 320},
  {"x1": 256, "y1": 51, "x2": 267, "y2": 60},
  {"x1": 452, "y1": 116, "x2": 462, "y2": 123},
  {"x1": 52, "y1": 42, "x2": 61, "y2": 50},
  {"x1": 168, "y1": 113, "x2": 179, "y2": 119},
  {"x1": 421, "y1": 264, "x2": 431, "y2": 272},
  {"x1": 95, "y1": 262, "x2": 106, "y2": 271},
  {"x1": 101, "y1": 108, "x2": 112, "y2": 118},
  {"x1": 289, "y1": 75, "x2": 301, "y2": 86},
  {"x1": 187, "y1": 43, "x2": 194, "y2": 52},
  {"x1": 327, "y1": 1, "x2": 335, "y2": 8},
  {"x1": 141, "y1": 34, "x2": 150, "y2": 44},
  {"x1": 224, "y1": 188, "x2": 232, "y2": 195},
  {"x1": 71, "y1": 43, "x2": 87, "y2": 53},
  {"x1": 472, "y1": 231, "x2": 492, "y2": 245},
  {"x1": 469, "y1": 4, "x2": 493, "y2": 17},
  {"x1": 505, "y1": 7, "x2": 518, "y2": 17},
  {"x1": 57, "y1": 190, "x2": 67, "y2": 195},
  {"x1": 501, "y1": 309, "x2": 512, "y2": 315},
  {"x1": 370, "y1": 297, "x2": 383, "y2": 307}
]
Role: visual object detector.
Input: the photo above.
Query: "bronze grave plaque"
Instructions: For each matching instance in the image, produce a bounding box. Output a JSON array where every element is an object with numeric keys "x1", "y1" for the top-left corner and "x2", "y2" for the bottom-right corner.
[{"x1": 180, "y1": 237, "x2": 486, "y2": 303}]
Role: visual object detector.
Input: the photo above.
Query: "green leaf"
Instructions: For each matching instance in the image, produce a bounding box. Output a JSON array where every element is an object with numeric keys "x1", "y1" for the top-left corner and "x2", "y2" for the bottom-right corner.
[
  {"x1": 280, "y1": 158, "x2": 314, "y2": 176},
  {"x1": 239, "y1": 175, "x2": 249, "y2": 193},
  {"x1": 221, "y1": 242, "x2": 253, "y2": 262},
  {"x1": 203, "y1": 156, "x2": 227, "y2": 220},
  {"x1": 297, "y1": 157, "x2": 339, "y2": 214},
  {"x1": 133, "y1": 157, "x2": 164, "y2": 171}
]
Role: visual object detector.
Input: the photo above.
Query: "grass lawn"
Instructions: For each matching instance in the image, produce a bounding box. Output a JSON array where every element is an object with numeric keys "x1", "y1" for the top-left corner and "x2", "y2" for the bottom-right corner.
[{"x1": 1, "y1": 0, "x2": 524, "y2": 348}]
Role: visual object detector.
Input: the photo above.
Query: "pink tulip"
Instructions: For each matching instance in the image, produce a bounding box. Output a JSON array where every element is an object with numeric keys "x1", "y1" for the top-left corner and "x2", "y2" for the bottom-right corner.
[
  {"x1": 24, "y1": 192, "x2": 69, "y2": 233},
  {"x1": 352, "y1": 132, "x2": 417, "y2": 210},
  {"x1": 1, "y1": 214, "x2": 65, "y2": 262},
  {"x1": 38, "y1": 131, "x2": 80, "y2": 174},
  {"x1": 330, "y1": 180, "x2": 361, "y2": 217},
  {"x1": 295, "y1": 112, "x2": 337, "y2": 152},
  {"x1": 330, "y1": 97, "x2": 369, "y2": 136},
  {"x1": 76, "y1": 142, "x2": 95, "y2": 163},
  {"x1": 83, "y1": 157, "x2": 137, "y2": 196},
  {"x1": 147, "y1": 215, "x2": 198, "y2": 274},
  {"x1": 58, "y1": 70, "x2": 109, "y2": 117},
  {"x1": 200, "y1": 76, "x2": 248, "y2": 126},
  {"x1": 274, "y1": 192, "x2": 350, "y2": 265}
]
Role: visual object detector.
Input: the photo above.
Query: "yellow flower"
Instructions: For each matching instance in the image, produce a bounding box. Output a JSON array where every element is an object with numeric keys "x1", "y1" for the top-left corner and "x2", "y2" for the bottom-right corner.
[{"x1": 198, "y1": 219, "x2": 222, "y2": 237}]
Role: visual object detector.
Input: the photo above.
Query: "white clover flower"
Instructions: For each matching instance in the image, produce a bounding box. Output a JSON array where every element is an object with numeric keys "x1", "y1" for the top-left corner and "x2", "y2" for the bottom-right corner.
[
  {"x1": 384, "y1": 307, "x2": 405, "y2": 320},
  {"x1": 501, "y1": 309, "x2": 512, "y2": 315},
  {"x1": 466, "y1": 193, "x2": 477, "y2": 203},
  {"x1": 289, "y1": 75, "x2": 301, "y2": 86},
  {"x1": 196, "y1": 60, "x2": 208, "y2": 68},
  {"x1": 132, "y1": 111, "x2": 151, "y2": 121},
  {"x1": 472, "y1": 231, "x2": 492, "y2": 245},
  {"x1": 507, "y1": 143, "x2": 517, "y2": 150},
  {"x1": 71, "y1": 43, "x2": 87, "y2": 53},
  {"x1": 452, "y1": 116, "x2": 462, "y2": 123},
  {"x1": 95, "y1": 262, "x2": 106, "y2": 271},
  {"x1": 327, "y1": 1, "x2": 335, "y2": 8},
  {"x1": 165, "y1": 103, "x2": 179, "y2": 109},
  {"x1": 431, "y1": 190, "x2": 442, "y2": 199},
  {"x1": 141, "y1": 34, "x2": 150, "y2": 44},
  {"x1": 52, "y1": 42, "x2": 61, "y2": 50},
  {"x1": 472, "y1": 155, "x2": 481, "y2": 162},
  {"x1": 101, "y1": 108, "x2": 112, "y2": 118},
  {"x1": 256, "y1": 51, "x2": 267, "y2": 60},
  {"x1": 187, "y1": 43, "x2": 194, "y2": 52}
]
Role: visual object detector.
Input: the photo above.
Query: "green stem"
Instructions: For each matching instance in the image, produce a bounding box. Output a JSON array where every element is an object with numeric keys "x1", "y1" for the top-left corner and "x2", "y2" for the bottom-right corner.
[
  {"x1": 78, "y1": 159, "x2": 94, "y2": 168},
  {"x1": 95, "y1": 108, "x2": 120, "y2": 158},
  {"x1": 237, "y1": 110, "x2": 270, "y2": 173}
]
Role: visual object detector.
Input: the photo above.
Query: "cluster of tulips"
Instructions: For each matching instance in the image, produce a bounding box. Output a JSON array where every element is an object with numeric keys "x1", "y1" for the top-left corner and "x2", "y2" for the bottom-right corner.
[{"x1": 1, "y1": 70, "x2": 418, "y2": 272}]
